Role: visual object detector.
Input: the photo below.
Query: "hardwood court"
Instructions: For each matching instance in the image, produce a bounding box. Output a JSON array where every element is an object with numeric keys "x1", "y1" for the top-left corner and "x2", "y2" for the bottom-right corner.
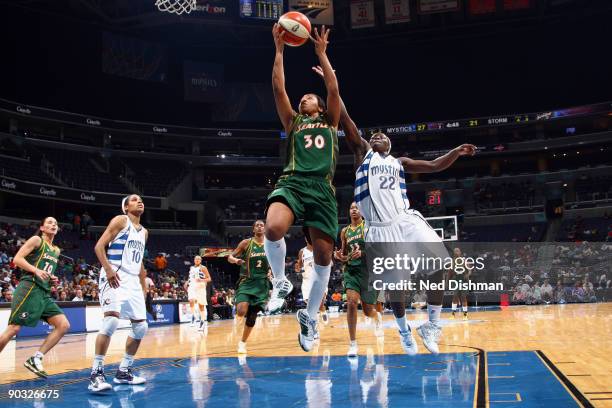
[{"x1": 1, "y1": 303, "x2": 611, "y2": 407}]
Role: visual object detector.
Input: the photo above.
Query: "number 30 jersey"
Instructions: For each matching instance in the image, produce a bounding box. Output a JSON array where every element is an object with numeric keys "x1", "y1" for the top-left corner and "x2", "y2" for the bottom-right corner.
[
  {"x1": 354, "y1": 149, "x2": 411, "y2": 223},
  {"x1": 283, "y1": 114, "x2": 339, "y2": 181},
  {"x1": 105, "y1": 215, "x2": 146, "y2": 277}
]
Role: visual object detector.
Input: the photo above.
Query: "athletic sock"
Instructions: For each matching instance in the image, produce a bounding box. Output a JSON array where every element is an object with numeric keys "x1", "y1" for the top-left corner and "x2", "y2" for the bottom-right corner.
[
  {"x1": 34, "y1": 351, "x2": 44, "y2": 360},
  {"x1": 451, "y1": 303, "x2": 457, "y2": 311},
  {"x1": 264, "y1": 237, "x2": 287, "y2": 281},
  {"x1": 92, "y1": 355, "x2": 105, "y2": 373},
  {"x1": 462, "y1": 306, "x2": 468, "y2": 313},
  {"x1": 395, "y1": 315, "x2": 408, "y2": 332},
  {"x1": 350, "y1": 340, "x2": 357, "y2": 347},
  {"x1": 119, "y1": 354, "x2": 135, "y2": 371},
  {"x1": 306, "y1": 263, "x2": 331, "y2": 319},
  {"x1": 428, "y1": 304, "x2": 442, "y2": 325}
]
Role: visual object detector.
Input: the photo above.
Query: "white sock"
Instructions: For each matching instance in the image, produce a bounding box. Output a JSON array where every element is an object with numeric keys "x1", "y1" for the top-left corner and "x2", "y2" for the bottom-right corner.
[
  {"x1": 201, "y1": 308, "x2": 207, "y2": 321},
  {"x1": 428, "y1": 304, "x2": 442, "y2": 325},
  {"x1": 34, "y1": 351, "x2": 44, "y2": 360},
  {"x1": 350, "y1": 340, "x2": 357, "y2": 347},
  {"x1": 92, "y1": 355, "x2": 105, "y2": 372},
  {"x1": 462, "y1": 306, "x2": 468, "y2": 312},
  {"x1": 306, "y1": 263, "x2": 331, "y2": 319},
  {"x1": 264, "y1": 237, "x2": 286, "y2": 280},
  {"x1": 451, "y1": 303, "x2": 457, "y2": 311},
  {"x1": 395, "y1": 315, "x2": 408, "y2": 332},
  {"x1": 119, "y1": 354, "x2": 135, "y2": 371}
]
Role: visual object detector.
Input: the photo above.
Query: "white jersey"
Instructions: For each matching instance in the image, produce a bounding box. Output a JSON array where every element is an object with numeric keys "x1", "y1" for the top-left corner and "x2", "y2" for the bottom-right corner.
[
  {"x1": 301, "y1": 246, "x2": 314, "y2": 280},
  {"x1": 354, "y1": 149, "x2": 410, "y2": 224},
  {"x1": 105, "y1": 215, "x2": 146, "y2": 277},
  {"x1": 189, "y1": 266, "x2": 206, "y2": 289}
]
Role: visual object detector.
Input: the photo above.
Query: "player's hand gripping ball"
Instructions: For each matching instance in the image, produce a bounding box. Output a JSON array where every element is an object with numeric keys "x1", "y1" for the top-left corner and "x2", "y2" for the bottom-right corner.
[{"x1": 278, "y1": 11, "x2": 311, "y2": 47}]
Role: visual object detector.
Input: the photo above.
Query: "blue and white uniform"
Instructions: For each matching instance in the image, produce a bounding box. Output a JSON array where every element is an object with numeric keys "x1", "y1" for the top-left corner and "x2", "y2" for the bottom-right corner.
[
  {"x1": 99, "y1": 215, "x2": 147, "y2": 320},
  {"x1": 188, "y1": 266, "x2": 207, "y2": 305},
  {"x1": 355, "y1": 149, "x2": 442, "y2": 245}
]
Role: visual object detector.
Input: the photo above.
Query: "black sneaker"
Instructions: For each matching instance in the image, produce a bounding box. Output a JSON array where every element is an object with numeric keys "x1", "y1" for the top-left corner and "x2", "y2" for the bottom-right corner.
[
  {"x1": 88, "y1": 368, "x2": 112, "y2": 392},
  {"x1": 114, "y1": 368, "x2": 146, "y2": 385}
]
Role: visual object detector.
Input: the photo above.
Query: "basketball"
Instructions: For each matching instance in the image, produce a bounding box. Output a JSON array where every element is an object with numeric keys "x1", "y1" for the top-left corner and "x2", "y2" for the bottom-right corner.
[{"x1": 278, "y1": 11, "x2": 311, "y2": 47}]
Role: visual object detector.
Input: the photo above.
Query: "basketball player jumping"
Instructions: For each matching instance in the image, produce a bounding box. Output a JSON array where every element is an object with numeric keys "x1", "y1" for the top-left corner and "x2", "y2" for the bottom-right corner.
[
  {"x1": 314, "y1": 65, "x2": 476, "y2": 353},
  {"x1": 295, "y1": 236, "x2": 328, "y2": 325},
  {"x1": 186, "y1": 255, "x2": 212, "y2": 331},
  {"x1": 267, "y1": 25, "x2": 341, "y2": 352},
  {"x1": 0, "y1": 217, "x2": 70, "y2": 378},
  {"x1": 334, "y1": 202, "x2": 383, "y2": 357},
  {"x1": 228, "y1": 220, "x2": 270, "y2": 355},
  {"x1": 89, "y1": 194, "x2": 149, "y2": 392}
]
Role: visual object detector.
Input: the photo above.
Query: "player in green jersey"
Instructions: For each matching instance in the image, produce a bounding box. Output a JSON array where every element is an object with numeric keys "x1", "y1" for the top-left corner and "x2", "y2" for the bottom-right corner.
[
  {"x1": 0, "y1": 217, "x2": 70, "y2": 378},
  {"x1": 334, "y1": 202, "x2": 383, "y2": 357},
  {"x1": 228, "y1": 220, "x2": 271, "y2": 355},
  {"x1": 266, "y1": 24, "x2": 341, "y2": 352}
]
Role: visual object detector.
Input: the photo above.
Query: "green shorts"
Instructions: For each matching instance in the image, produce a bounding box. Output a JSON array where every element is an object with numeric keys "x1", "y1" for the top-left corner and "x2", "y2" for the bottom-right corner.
[
  {"x1": 235, "y1": 278, "x2": 270, "y2": 308},
  {"x1": 266, "y1": 174, "x2": 338, "y2": 241},
  {"x1": 9, "y1": 280, "x2": 64, "y2": 327},
  {"x1": 343, "y1": 264, "x2": 378, "y2": 305}
]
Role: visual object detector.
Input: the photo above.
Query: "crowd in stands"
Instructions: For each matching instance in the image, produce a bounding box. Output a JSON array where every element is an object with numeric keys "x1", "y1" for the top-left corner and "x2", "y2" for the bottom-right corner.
[
  {"x1": 473, "y1": 180, "x2": 537, "y2": 212},
  {"x1": 2, "y1": 220, "x2": 611, "y2": 314}
]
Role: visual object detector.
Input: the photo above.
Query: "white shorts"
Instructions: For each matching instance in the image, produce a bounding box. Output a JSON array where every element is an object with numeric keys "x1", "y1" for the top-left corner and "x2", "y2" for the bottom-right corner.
[
  {"x1": 366, "y1": 210, "x2": 448, "y2": 276},
  {"x1": 366, "y1": 210, "x2": 442, "y2": 243},
  {"x1": 99, "y1": 271, "x2": 146, "y2": 321},
  {"x1": 188, "y1": 285, "x2": 207, "y2": 305}
]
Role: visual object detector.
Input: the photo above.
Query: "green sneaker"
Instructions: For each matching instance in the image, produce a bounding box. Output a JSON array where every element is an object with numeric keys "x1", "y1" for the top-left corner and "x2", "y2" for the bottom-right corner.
[{"x1": 24, "y1": 356, "x2": 48, "y2": 378}]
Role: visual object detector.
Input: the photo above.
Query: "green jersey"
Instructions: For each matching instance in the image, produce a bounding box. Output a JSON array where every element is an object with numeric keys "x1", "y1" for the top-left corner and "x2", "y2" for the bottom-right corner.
[
  {"x1": 344, "y1": 222, "x2": 365, "y2": 267},
  {"x1": 283, "y1": 114, "x2": 339, "y2": 181},
  {"x1": 240, "y1": 239, "x2": 269, "y2": 280},
  {"x1": 20, "y1": 238, "x2": 60, "y2": 292}
]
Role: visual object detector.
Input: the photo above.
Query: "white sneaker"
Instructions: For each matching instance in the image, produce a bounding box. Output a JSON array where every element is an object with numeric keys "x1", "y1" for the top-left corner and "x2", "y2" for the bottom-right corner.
[
  {"x1": 237, "y1": 341, "x2": 247, "y2": 354},
  {"x1": 347, "y1": 342, "x2": 358, "y2": 358},
  {"x1": 297, "y1": 309, "x2": 317, "y2": 352},
  {"x1": 399, "y1": 329, "x2": 418, "y2": 356},
  {"x1": 88, "y1": 368, "x2": 112, "y2": 393},
  {"x1": 374, "y1": 312, "x2": 384, "y2": 337},
  {"x1": 416, "y1": 321, "x2": 442, "y2": 354},
  {"x1": 268, "y1": 278, "x2": 293, "y2": 314}
]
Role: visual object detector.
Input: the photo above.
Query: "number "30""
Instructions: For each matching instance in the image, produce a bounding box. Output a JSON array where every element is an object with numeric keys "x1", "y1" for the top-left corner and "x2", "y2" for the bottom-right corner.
[{"x1": 304, "y1": 135, "x2": 325, "y2": 149}]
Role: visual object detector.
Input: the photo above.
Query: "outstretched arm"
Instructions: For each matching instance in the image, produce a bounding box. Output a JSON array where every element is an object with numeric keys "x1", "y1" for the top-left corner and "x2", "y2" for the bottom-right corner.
[
  {"x1": 228, "y1": 239, "x2": 249, "y2": 265},
  {"x1": 272, "y1": 24, "x2": 296, "y2": 133},
  {"x1": 312, "y1": 66, "x2": 369, "y2": 164},
  {"x1": 311, "y1": 26, "x2": 340, "y2": 128},
  {"x1": 399, "y1": 144, "x2": 477, "y2": 173}
]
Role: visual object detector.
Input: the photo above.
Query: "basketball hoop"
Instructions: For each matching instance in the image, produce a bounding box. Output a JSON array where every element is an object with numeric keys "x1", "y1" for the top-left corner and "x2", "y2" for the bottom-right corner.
[{"x1": 155, "y1": 0, "x2": 197, "y2": 15}]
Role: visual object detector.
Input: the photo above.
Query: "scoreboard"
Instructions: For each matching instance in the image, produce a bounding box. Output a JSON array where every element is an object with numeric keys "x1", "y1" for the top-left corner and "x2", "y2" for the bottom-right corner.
[
  {"x1": 427, "y1": 189, "x2": 442, "y2": 206},
  {"x1": 240, "y1": 0, "x2": 283, "y2": 19},
  {"x1": 363, "y1": 101, "x2": 611, "y2": 137}
]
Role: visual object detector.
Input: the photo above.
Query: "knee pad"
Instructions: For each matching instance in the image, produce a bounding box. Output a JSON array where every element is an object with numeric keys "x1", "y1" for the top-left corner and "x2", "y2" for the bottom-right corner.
[
  {"x1": 245, "y1": 305, "x2": 259, "y2": 327},
  {"x1": 130, "y1": 321, "x2": 148, "y2": 340},
  {"x1": 100, "y1": 316, "x2": 119, "y2": 337}
]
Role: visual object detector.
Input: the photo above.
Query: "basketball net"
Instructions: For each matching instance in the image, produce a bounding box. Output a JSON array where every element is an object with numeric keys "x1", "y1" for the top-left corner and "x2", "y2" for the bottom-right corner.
[{"x1": 155, "y1": 0, "x2": 197, "y2": 15}]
